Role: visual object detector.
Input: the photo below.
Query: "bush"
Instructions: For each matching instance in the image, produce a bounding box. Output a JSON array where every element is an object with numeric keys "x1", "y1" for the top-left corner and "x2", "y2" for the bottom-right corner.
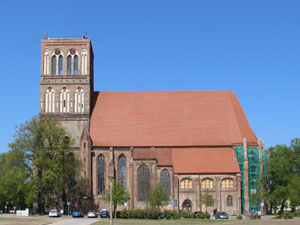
[
  {"x1": 204, "y1": 212, "x2": 210, "y2": 219},
  {"x1": 120, "y1": 209, "x2": 132, "y2": 219},
  {"x1": 196, "y1": 212, "x2": 206, "y2": 219},
  {"x1": 163, "y1": 210, "x2": 179, "y2": 219},
  {"x1": 116, "y1": 211, "x2": 121, "y2": 218},
  {"x1": 236, "y1": 215, "x2": 243, "y2": 220},
  {"x1": 180, "y1": 211, "x2": 193, "y2": 219},
  {"x1": 145, "y1": 208, "x2": 161, "y2": 219},
  {"x1": 283, "y1": 212, "x2": 293, "y2": 219},
  {"x1": 132, "y1": 209, "x2": 146, "y2": 219}
]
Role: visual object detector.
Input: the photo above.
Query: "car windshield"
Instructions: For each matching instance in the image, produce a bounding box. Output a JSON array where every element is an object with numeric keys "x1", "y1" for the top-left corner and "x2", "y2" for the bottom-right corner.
[
  {"x1": 89, "y1": 211, "x2": 95, "y2": 213},
  {"x1": 50, "y1": 210, "x2": 57, "y2": 212}
]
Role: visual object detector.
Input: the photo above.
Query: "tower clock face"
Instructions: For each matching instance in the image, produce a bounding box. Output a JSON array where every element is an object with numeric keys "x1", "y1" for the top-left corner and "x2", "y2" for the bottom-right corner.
[{"x1": 55, "y1": 49, "x2": 61, "y2": 55}]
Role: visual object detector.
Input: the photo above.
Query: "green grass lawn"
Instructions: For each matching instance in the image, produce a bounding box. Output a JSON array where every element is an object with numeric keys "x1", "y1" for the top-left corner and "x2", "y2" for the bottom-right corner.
[{"x1": 92, "y1": 219, "x2": 232, "y2": 225}]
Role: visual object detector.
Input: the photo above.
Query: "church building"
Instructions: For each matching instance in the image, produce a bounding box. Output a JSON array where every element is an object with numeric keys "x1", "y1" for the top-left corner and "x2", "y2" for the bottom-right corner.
[{"x1": 40, "y1": 37, "x2": 265, "y2": 215}]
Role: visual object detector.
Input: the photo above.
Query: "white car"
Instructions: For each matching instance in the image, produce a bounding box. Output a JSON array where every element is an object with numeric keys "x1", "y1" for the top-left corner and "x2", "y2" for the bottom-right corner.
[
  {"x1": 87, "y1": 210, "x2": 98, "y2": 218},
  {"x1": 49, "y1": 209, "x2": 61, "y2": 217}
]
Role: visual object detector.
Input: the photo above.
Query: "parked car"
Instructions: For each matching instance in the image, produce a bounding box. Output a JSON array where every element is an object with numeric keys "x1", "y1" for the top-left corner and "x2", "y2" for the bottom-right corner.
[
  {"x1": 72, "y1": 210, "x2": 84, "y2": 217},
  {"x1": 49, "y1": 209, "x2": 61, "y2": 217},
  {"x1": 100, "y1": 209, "x2": 109, "y2": 218},
  {"x1": 249, "y1": 209, "x2": 258, "y2": 219},
  {"x1": 215, "y1": 211, "x2": 228, "y2": 219},
  {"x1": 87, "y1": 210, "x2": 98, "y2": 218}
]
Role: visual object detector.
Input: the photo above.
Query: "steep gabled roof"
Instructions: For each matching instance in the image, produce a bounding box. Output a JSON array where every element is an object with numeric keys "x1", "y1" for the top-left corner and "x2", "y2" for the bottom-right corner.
[{"x1": 90, "y1": 91, "x2": 257, "y2": 147}]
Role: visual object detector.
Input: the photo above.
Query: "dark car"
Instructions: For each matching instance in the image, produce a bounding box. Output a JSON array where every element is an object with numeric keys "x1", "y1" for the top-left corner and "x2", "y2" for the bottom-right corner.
[
  {"x1": 215, "y1": 211, "x2": 228, "y2": 219},
  {"x1": 100, "y1": 209, "x2": 109, "y2": 218},
  {"x1": 72, "y1": 210, "x2": 84, "y2": 217}
]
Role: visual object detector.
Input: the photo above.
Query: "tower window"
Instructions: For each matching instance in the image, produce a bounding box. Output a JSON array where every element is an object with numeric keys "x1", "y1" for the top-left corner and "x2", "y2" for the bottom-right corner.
[
  {"x1": 52, "y1": 56, "x2": 56, "y2": 75},
  {"x1": 67, "y1": 55, "x2": 72, "y2": 75},
  {"x1": 59, "y1": 88, "x2": 70, "y2": 113},
  {"x1": 59, "y1": 55, "x2": 63, "y2": 75},
  {"x1": 45, "y1": 88, "x2": 55, "y2": 113},
  {"x1": 74, "y1": 55, "x2": 78, "y2": 75},
  {"x1": 81, "y1": 49, "x2": 87, "y2": 75},
  {"x1": 74, "y1": 88, "x2": 84, "y2": 113}
]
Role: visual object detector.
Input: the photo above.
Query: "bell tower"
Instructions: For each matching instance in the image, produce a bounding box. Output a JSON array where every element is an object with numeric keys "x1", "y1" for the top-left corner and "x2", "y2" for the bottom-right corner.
[{"x1": 40, "y1": 36, "x2": 94, "y2": 148}]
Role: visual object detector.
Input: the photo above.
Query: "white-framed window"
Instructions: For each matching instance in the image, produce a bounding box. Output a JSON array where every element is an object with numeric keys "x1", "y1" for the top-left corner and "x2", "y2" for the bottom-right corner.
[
  {"x1": 45, "y1": 87, "x2": 55, "y2": 113},
  {"x1": 74, "y1": 88, "x2": 84, "y2": 113},
  {"x1": 81, "y1": 49, "x2": 87, "y2": 75},
  {"x1": 59, "y1": 88, "x2": 70, "y2": 113},
  {"x1": 43, "y1": 49, "x2": 50, "y2": 75}
]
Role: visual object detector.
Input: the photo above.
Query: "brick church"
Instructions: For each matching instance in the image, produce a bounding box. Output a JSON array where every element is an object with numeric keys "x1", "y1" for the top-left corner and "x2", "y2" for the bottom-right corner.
[{"x1": 40, "y1": 37, "x2": 265, "y2": 215}]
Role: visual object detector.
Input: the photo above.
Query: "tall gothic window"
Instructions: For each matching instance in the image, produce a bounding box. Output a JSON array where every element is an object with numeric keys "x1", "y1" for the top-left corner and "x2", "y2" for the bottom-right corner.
[
  {"x1": 67, "y1": 55, "x2": 72, "y2": 75},
  {"x1": 160, "y1": 169, "x2": 171, "y2": 199},
  {"x1": 98, "y1": 154, "x2": 105, "y2": 194},
  {"x1": 227, "y1": 195, "x2": 233, "y2": 206},
  {"x1": 59, "y1": 55, "x2": 63, "y2": 75},
  {"x1": 59, "y1": 88, "x2": 70, "y2": 113},
  {"x1": 45, "y1": 88, "x2": 55, "y2": 113},
  {"x1": 52, "y1": 55, "x2": 56, "y2": 75},
  {"x1": 74, "y1": 88, "x2": 84, "y2": 113},
  {"x1": 118, "y1": 155, "x2": 126, "y2": 191},
  {"x1": 81, "y1": 49, "x2": 87, "y2": 75},
  {"x1": 74, "y1": 55, "x2": 78, "y2": 75},
  {"x1": 43, "y1": 49, "x2": 49, "y2": 75},
  {"x1": 138, "y1": 164, "x2": 150, "y2": 201}
]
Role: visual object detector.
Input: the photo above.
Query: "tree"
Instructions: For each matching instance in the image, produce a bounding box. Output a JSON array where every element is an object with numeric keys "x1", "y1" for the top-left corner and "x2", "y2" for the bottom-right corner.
[
  {"x1": 9, "y1": 115, "x2": 80, "y2": 214},
  {"x1": 0, "y1": 149, "x2": 31, "y2": 210},
  {"x1": 103, "y1": 181, "x2": 130, "y2": 218},
  {"x1": 200, "y1": 190, "x2": 214, "y2": 212},
  {"x1": 148, "y1": 184, "x2": 168, "y2": 209}
]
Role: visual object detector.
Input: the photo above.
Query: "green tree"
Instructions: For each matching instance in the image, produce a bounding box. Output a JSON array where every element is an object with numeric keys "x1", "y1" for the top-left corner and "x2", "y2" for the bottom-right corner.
[
  {"x1": 200, "y1": 190, "x2": 214, "y2": 212},
  {"x1": 0, "y1": 149, "x2": 31, "y2": 210},
  {"x1": 9, "y1": 115, "x2": 80, "y2": 214},
  {"x1": 148, "y1": 184, "x2": 168, "y2": 209},
  {"x1": 103, "y1": 181, "x2": 130, "y2": 218}
]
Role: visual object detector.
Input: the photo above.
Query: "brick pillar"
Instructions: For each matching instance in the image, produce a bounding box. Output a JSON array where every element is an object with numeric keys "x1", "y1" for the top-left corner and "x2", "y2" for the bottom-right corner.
[
  {"x1": 174, "y1": 174, "x2": 179, "y2": 211},
  {"x1": 216, "y1": 177, "x2": 221, "y2": 211},
  {"x1": 236, "y1": 173, "x2": 241, "y2": 215},
  {"x1": 243, "y1": 137, "x2": 249, "y2": 214}
]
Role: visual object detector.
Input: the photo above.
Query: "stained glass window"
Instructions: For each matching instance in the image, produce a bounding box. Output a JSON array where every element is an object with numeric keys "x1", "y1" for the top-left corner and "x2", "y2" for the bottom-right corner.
[
  {"x1": 118, "y1": 155, "x2": 126, "y2": 191},
  {"x1": 160, "y1": 169, "x2": 171, "y2": 199},
  {"x1": 98, "y1": 154, "x2": 105, "y2": 194}
]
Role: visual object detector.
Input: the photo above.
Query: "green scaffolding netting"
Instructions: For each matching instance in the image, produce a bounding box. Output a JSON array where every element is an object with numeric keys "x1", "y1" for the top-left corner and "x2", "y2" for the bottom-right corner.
[{"x1": 234, "y1": 146, "x2": 261, "y2": 213}]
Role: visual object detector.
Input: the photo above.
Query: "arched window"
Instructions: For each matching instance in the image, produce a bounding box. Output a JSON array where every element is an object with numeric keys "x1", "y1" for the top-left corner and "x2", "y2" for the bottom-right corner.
[
  {"x1": 201, "y1": 178, "x2": 214, "y2": 189},
  {"x1": 182, "y1": 199, "x2": 192, "y2": 211},
  {"x1": 43, "y1": 49, "x2": 49, "y2": 75},
  {"x1": 98, "y1": 154, "x2": 105, "y2": 194},
  {"x1": 45, "y1": 88, "x2": 55, "y2": 113},
  {"x1": 52, "y1": 55, "x2": 56, "y2": 75},
  {"x1": 67, "y1": 55, "x2": 72, "y2": 75},
  {"x1": 180, "y1": 178, "x2": 192, "y2": 189},
  {"x1": 81, "y1": 49, "x2": 87, "y2": 75},
  {"x1": 74, "y1": 88, "x2": 84, "y2": 113},
  {"x1": 227, "y1": 195, "x2": 233, "y2": 207},
  {"x1": 221, "y1": 178, "x2": 234, "y2": 188},
  {"x1": 74, "y1": 55, "x2": 78, "y2": 75},
  {"x1": 118, "y1": 155, "x2": 126, "y2": 191},
  {"x1": 160, "y1": 169, "x2": 171, "y2": 199},
  {"x1": 138, "y1": 164, "x2": 150, "y2": 201},
  {"x1": 59, "y1": 88, "x2": 70, "y2": 113},
  {"x1": 59, "y1": 55, "x2": 63, "y2": 75}
]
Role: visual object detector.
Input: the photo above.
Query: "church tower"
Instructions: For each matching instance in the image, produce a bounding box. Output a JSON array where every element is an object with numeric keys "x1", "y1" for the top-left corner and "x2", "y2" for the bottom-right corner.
[{"x1": 40, "y1": 36, "x2": 94, "y2": 149}]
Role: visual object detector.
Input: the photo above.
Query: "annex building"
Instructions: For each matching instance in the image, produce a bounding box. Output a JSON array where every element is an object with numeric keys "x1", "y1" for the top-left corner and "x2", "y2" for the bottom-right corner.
[{"x1": 40, "y1": 37, "x2": 266, "y2": 215}]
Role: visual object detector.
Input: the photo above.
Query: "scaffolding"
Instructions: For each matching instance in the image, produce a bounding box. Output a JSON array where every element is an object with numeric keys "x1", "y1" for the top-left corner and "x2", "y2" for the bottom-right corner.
[{"x1": 234, "y1": 146, "x2": 261, "y2": 213}]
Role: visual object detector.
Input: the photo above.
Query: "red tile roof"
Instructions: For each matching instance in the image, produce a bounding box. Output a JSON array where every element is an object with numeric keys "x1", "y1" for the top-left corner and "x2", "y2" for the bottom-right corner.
[
  {"x1": 172, "y1": 147, "x2": 240, "y2": 174},
  {"x1": 90, "y1": 91, "x2": 257, "y2": 147},
  {"x1": 133, "y1": 148, "x2": 172, "y2": 166}
]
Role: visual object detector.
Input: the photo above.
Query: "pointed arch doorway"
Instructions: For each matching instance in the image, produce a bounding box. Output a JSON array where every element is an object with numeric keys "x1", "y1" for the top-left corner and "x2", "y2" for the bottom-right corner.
[{"x1": 182, "y1": 199, "x2": 192, "y2": 212}]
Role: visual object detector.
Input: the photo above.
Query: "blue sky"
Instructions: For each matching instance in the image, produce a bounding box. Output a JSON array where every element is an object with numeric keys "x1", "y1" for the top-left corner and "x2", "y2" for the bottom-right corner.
[{"x1": 0, "y1": 0, "x2": 299, "y2": 153}]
